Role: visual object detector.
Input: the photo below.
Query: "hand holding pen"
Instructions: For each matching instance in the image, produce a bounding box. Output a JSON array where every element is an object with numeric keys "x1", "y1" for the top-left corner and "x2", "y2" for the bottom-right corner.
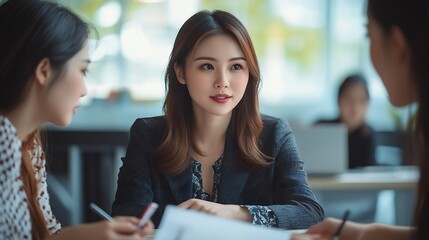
[
  {"x1": 332, "y1": 210, "x2": 350, "y2": 240},
  {"x1": 137, "y1": 202, "x2": 159, "y2": 229},
  {"x1": 89, "y1": 202, "x2": 155, "y2": 237},
  {"x1": 291, "y1": 210, "x2": 360, "y2": 240}
]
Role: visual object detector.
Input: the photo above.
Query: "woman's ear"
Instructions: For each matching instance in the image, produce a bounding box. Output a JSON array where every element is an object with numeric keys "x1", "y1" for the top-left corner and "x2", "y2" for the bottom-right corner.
[
  {"x1": 174, "y1": 63, "x2": 186, "y2": 85},
  {"x1": 34, "y1": 58, "x2": 53, "y2": 86}
]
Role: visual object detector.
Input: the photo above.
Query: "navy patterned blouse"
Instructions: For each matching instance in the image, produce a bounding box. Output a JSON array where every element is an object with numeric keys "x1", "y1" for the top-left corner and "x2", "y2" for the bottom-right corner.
[{"x1": 191, "y1": 156, "x2": 279, "y2": 227}]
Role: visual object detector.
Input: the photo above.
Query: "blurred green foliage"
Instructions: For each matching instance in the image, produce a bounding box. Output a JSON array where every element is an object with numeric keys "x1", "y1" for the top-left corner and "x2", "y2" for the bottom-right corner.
[
  {"x1": 201, "y1": 0, "x2": 323, "y2": 71},
  {"x1": 59, "y1": 0, "x2": 323, "y2": 72}
]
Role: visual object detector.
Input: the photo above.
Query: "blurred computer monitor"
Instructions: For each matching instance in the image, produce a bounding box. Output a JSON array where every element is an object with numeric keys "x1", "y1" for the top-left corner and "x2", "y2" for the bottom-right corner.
[{"x1": 292, "y1": 124, "x2": 348, "y2": 175}]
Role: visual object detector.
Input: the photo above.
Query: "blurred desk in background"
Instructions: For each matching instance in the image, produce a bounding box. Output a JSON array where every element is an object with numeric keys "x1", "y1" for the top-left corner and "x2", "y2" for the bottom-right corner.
[
  {"x1": 308, "y1": 166, "x2": 418, "y2": 190},
  {"x1": 308, "y1": 166, "x2": 418, "y2": 226}
]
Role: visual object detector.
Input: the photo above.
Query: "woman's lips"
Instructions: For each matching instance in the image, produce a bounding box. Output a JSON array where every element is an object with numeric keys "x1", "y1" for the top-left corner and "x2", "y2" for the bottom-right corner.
[{"x1": 210, "y1": 94, "x2": 231, "y2": 103}]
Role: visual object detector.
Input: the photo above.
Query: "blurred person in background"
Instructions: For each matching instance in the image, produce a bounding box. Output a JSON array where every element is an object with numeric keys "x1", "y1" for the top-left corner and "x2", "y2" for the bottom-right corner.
[{"x1": 317, "y1": 74, "x2": 376, "y2": 169}]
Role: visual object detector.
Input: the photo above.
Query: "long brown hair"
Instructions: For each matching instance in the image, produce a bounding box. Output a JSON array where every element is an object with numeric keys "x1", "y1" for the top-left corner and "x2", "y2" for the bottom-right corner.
[
  {"x1": 21, "y1": 130, "x2": 49, "y2": 240},
  {"x1": 156, "y1": 10, "x2": 270, "y2": 175},
  {"x1": 368, "y1": 1, "x2": 429, "y2": 239}
]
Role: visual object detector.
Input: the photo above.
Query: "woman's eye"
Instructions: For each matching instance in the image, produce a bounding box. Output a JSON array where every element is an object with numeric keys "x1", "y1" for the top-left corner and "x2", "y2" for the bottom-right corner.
[
  {"x1": 201, "y1": 64, "x2": 214, "y2": 70},
  {"x1": 82, "y1": 69, "x2": 88, "y2": 76},
  {"x1": 231, "y1": 64, "x2": 243, "y2": 70}
]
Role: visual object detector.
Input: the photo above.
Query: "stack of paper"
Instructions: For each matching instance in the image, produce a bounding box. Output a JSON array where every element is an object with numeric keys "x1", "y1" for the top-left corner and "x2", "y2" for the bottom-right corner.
[{"x1": 155, "y1": 205, "x2": 293, "y2": 240}]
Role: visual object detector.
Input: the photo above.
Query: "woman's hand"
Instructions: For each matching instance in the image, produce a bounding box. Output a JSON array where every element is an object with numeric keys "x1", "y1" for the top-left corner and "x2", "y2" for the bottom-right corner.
[
  {"x1": 178, "y1": 199, "x2": 252, "y2": 222},
  {"x1": 291, "y1": 218, "x2": 365, "y2": 240},
  {"x1": 134, "y1": 217, "x2": 155, "y2": 238},
  {"x1": 53, "y1": 216, "x2": 154, "y2": 240},
  {"x1": 291, "y1": 218, "x2": 414, "y2": 240}
]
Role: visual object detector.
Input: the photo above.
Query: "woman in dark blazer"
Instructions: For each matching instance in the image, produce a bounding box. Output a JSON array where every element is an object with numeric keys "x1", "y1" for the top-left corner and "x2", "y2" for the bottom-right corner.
[
  {"x1": 293, "y1": 0, "x2": 429, "y2": 239},
  {"x1": 112, "y1": 10, "x2": 324, "y2": 230}
]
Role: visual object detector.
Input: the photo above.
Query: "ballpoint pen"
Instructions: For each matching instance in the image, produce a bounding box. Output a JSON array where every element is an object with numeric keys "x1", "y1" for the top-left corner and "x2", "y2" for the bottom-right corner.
[
  {"x1": 333, "y1": 210, "x2": 350, "y2": 240},
  {"x1": 90, "y1": 202, "x2": 114, "y2": 222}
]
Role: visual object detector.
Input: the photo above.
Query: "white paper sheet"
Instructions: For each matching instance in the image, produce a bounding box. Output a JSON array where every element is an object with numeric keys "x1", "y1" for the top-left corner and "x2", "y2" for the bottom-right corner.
[{"x1": 155, "y1": 205, "x2": 293, "y2": 240}]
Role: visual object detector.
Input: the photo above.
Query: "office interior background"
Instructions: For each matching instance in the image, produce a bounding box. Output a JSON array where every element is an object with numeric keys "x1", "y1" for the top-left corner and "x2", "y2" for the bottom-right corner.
[{"x1": 23, "y1": 0, "x2": 416, "y2": 229}]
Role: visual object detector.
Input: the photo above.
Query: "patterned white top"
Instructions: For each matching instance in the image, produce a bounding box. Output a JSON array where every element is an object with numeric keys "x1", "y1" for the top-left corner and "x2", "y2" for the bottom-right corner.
[
  {"x1": 0, "y1": 116, "x2": 61, "y2": 239},
  {"x1": 31, "y1": 139, "x2": 62, "y2": 234}
]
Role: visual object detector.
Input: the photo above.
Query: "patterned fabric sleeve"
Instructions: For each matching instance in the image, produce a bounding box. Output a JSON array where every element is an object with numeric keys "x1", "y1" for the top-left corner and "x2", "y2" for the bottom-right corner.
[
  {"x1": 244, "y1": 205, "x2": 279, "y2": 227},
  {"x1": 31, "y1": 144, "x2": 62, "y2": 234},
  {"x1": 0, "y1": 116, "x2": 32, "y2": 239}
]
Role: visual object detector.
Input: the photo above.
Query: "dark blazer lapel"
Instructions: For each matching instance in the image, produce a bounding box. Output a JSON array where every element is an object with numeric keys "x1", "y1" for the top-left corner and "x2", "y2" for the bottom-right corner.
[
  {"x1": 165, "y1": 165, "x2": 193, "y2": 204},
  {"x1": 217, "y1": 127, "x2": 249, "y2": 204}
]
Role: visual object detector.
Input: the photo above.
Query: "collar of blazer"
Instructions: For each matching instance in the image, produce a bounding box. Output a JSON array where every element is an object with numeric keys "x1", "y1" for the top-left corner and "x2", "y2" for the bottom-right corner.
[{"x1": 164, "y1": 125, "x2": 250, "y2": 204}]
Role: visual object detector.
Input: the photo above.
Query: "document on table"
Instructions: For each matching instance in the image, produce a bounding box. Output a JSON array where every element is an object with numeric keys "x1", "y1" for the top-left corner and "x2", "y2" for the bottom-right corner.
[{"x1": 155, "y1": 205, "x2": 293, "y2": 240}]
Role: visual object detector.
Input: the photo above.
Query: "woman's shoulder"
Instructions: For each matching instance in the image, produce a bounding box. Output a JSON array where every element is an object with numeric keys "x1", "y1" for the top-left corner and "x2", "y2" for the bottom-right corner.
[
  {"x1": 0, "y1": 115, "x2": 21, "y2": 152},
  {"x1": 131, "y1": 116, "x2": 166, "y2": 131},
  {"x1": 261, "y1": 114, "x2": 290, "y2": 130},
  {"x1": 260, "y1": 114, "x2": 293, "y2": 141},
  {"x1": 0, "y1": 115, "x2": 17, "y2": 136},
  {"x1": 259, "y1": 115, "x2": 298, "y2": 157},
  {"x1": 129, "y1": 116, "x2": 167, "y2": 144},
  {"x1": 0, "y1": 115, "x2": 24, "y2": 195}
]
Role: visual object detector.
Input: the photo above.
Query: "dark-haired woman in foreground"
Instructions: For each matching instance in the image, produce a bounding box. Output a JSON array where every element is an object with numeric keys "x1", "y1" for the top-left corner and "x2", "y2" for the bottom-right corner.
[
  {"x1": 293, "y1": 1, "x2": 429, "y2": 239},
  {"x1": 0, "y1": 0, "x2": 153, "y2": 239}
]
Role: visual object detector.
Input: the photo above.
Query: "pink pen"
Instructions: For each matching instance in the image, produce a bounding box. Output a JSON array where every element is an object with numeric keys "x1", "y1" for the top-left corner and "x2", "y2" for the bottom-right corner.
[{"x1": 137, "y1": 202, "x2": 159, "y2": 228}]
